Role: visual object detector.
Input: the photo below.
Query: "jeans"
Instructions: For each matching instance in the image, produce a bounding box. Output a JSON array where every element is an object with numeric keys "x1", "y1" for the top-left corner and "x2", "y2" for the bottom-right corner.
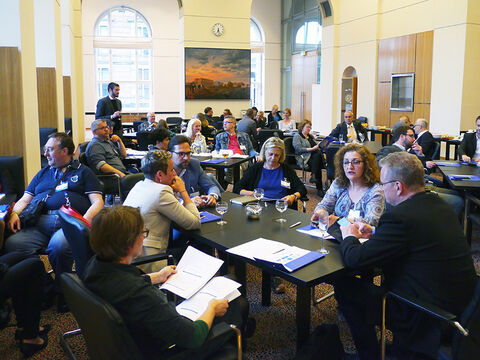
[{"x1": 4, "y1": 214, "x2": 73, "y2": 291}]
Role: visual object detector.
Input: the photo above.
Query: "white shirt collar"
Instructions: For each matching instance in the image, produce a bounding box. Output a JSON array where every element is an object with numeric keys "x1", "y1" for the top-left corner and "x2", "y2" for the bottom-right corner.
[
  {"x1": 393, "y1": 143, "x2": 406, "y2": 151},
  {"x1": 416, "y1": 130, "x2": 427, "y2": 139}
]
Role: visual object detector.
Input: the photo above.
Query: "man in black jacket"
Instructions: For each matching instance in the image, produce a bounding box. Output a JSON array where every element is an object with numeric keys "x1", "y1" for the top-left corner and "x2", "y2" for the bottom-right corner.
[
  {"x1": 335, "y1": 152, "x2": 476, "y2": 360},
  {"x1": 458, "y1": 115, "x2": 480, "y2": 163},
  {"x1": 95, "y1": 82, "x2": 123, "y2": 137},
  {"x1": 329, "y1": 111, "x2": 368, "y2": 142},
  {"x1": 410, "y1": 118, "x2": 436, "y2": 160}
]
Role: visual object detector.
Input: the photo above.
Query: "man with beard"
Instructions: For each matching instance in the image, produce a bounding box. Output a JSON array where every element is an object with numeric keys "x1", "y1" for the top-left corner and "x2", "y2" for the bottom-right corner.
[{"x1": 95, "y1": 82, "x2": 123, "y2": 137}]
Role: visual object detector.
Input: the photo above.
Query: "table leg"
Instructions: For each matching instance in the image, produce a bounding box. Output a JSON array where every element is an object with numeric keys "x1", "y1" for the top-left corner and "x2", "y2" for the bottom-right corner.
[
  {"x1": 296, "y1": 285, "x2": 311, "y2": 350},
  {"x1": 370, "y1": 131, "x2": 375, "y2": 142},
  {"x1": 445, "y1": 143, "x2": 451, "y2": 160},
  {"x1": 261, "y1": 271, "x2": 271, "y2": 306},
  {"x1": 233, "y1": 164, "x2": 241, "y2": 185},
  {"x1": 454, "y1": 144, "x2": 459, "y2": 160},
  {"x1": 216, "y1": 168, "x2": 228, "y2": 190},
  {"x1": 233, "y1": 259, "x2": 247, "y2": 296},
  {"x1": 381, "y1": 133, "x2": 388, "y2": 147}
]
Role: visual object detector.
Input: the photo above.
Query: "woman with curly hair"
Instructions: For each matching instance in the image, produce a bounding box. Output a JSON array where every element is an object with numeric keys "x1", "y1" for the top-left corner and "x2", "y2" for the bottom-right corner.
[{"x1": 312, "y1": 143, "x2": 385, "y2": 227}]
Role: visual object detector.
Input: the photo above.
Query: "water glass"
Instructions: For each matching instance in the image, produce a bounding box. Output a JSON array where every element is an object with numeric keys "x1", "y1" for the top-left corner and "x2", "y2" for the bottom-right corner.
[
  {"x1": 275, "y1": 199, "x2": 288, "y2": 223},
  {"x1": 317, "y1": 211, "x2": 330, "y2": 254},
  {"x1": 253, "y1": 188, "x2": 265, "y2": 206},
  {"x1": 215, "y1": 201, "x2": 228, "y2": 225}
]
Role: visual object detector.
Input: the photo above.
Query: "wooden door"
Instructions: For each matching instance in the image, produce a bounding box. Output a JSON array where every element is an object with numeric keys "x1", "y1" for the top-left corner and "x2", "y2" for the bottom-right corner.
[{"x1": 291, "y1": 51, "x2": 318, "y2": 123}]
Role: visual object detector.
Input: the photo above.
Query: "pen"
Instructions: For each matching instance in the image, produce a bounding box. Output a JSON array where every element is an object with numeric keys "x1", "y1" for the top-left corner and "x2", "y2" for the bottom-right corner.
[{"x1": 289, "y1": 221, "x2": 302, "y2": 228}]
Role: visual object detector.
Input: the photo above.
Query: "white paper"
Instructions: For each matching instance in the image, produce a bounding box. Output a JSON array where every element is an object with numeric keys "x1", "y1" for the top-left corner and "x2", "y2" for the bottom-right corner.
[
  {"x1": 254, "y1": 245, "x2": 310, "y2": 266},
  {"x1": 191, "y1": 152, "x2": 212, "y2": 157},
  {"x1": 126, "y1": 149, "x2": 147, "y2": 156},
  {"x1": 296, "y1": 227, "x2": 336, "y2": 239},
  {"x1": 176, "y1": 276, "x2": 241, "y2": 321},
  {"x1": 160, "y1": 246, "x2": 223, "y2": 299},
  {"x1": 231, "y1": 154, "x2": 249, "y2": 159},
  {"x1": 227, "y1": 238, "x2": 286, "y2": 260}
]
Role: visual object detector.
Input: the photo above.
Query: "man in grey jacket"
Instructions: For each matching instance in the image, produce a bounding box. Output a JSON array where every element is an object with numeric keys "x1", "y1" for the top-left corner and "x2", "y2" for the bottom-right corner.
[{"x1": 237, "y1": 108, "x2": 260, "y2": 151}]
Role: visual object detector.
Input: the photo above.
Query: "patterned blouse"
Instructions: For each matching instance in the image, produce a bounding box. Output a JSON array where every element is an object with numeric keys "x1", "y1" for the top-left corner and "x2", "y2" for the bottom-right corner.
[{"x1": 315, "y1": 179, "x2": 385, "y2": 226}]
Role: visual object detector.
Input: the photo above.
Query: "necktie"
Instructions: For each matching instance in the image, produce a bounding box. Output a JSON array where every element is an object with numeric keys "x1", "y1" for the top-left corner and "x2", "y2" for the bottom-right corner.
[{"x1": 347, "y1": 125, "x2": 356, "y2": 141}]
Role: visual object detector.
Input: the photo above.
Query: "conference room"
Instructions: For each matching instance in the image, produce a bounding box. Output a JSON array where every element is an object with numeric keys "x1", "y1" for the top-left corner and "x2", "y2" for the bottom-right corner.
[{"x1": 1, "y1": 0, "x2": 479, "y2": 359}]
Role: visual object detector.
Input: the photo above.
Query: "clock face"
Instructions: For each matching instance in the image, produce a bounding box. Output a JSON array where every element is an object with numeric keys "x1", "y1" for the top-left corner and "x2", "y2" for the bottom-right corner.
[{"x1": 212, "y1": 23, "x2": 224, "y2": 37}]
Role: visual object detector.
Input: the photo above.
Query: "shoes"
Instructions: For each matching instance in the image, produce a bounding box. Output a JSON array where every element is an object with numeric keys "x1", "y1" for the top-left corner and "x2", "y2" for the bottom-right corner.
[
  {"x1": 19, "y1": 333, "x2": 48, "y2": 358},
  {"x1": 271, "y1": 277, "x2": 286, "y2": 294},
  {"x1": 15, "y1": 324, "x2": 51, "y2": 343},
  {"x1": 56, "y1": 294, "x2": 69, "y2": 313},
  {"x1": 309, "y1": 175, "x2": 317, "y2": 184}
]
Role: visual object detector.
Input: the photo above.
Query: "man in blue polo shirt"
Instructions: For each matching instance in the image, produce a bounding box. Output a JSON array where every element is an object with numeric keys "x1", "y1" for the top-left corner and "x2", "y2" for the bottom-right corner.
[{"x1": 5, "y1": 133, "x2": 103, "y2": 310}]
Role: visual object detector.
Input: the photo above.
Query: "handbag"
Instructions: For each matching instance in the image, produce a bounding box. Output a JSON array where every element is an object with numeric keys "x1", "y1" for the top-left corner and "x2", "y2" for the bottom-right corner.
[{"x1": 19, "y1": 167, "x2": 71, "y2": 227}]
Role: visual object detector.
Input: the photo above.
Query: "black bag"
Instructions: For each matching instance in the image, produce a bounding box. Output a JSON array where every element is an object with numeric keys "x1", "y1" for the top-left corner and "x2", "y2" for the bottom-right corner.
[
  {"x1": 18, "y1": 197, "x2": 47, "y2": 228},
  {"x1": 295, "y1": 324, "x2": 345, "y2": 360}
]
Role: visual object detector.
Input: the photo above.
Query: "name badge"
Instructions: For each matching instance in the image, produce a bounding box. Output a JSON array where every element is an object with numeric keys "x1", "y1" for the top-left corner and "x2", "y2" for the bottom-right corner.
[
  {"x1": 56, "y1": 182, "x2": 68, "y2": 192},
  {"x1": 348, "y1": 209, "x2": 361, "y2": 221},
  {"x1": 240, "y1": 145, "x2": 246, "y2": 151},
  {"x1": 281, "y1": 178, "x2": 291, "y2": 189}
]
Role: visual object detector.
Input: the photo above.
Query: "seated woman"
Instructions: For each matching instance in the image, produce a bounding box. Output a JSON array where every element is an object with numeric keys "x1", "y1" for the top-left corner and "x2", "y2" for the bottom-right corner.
[
  {"x1": 234, "y1": 137, "x2": 307, "y2": 210},
  {"x1": 312, "y1": 143, "x2": 384, "y2": 227},
  {"x1": 267, "y1": 104, "x2": 282, "y2": 125},
  {"x1": 84, "y1": 206, "x2": 246, "y2": 359},
  {"x1": 278, "y1": 108, "x2": 296, "y2": 132},
  {"x1": 150, "y1": 127, "x2": 171, "y2": 151},
  {"x1": 255, "y1": 111, "x2": 267, "y2": 129},
  {"x1": 293, "y1": 120, "x2": 326, "y2": 196},
  {"x1": 157, "y1": 119, "x2": 176, "y2": 137},
  {"x1": 0, "y1": 250, "x2": 50, "y2": 357},
  {"x1": 196, "y1": 113, "x2": 215, "y2": 139},
  {"x1": 184, "y1": 118, "x2": 208, "y2": 153}
]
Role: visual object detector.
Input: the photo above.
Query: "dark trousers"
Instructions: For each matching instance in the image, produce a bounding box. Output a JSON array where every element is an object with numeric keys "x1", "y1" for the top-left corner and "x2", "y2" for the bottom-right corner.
[
  {"x1": 0, "y1": 252, "x2": 44, "y2": 339},
  {"x1": 309, "y1": 150, "x2": 325, "y2": 190}
]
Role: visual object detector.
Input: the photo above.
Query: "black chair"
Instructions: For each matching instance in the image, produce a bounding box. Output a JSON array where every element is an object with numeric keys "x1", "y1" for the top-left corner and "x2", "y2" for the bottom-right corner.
[
  {"x1": 0, "y1": 156, "x2": 24, "y2": 204},
  {"x1": 381, "y1": 276, "x2": 480, "y2": 360},
  {"x1": 40, "y1": 127, "x2": 57, "y2": 167},
  {"x1": 120, "y1": 173, "x2": 145, "y2": 202},
  {"x1": 258, "y1": 129, "x2": 283, "y2": 150},
  {"x1": 269, "y1": 121, "x2": 279, "y2": 130},
  {"x1": 464, "y1": 192, "x2": 480, "y2": 246},
  {"x1": 284, "y1": 137, "x2": 315, "y2": 190},
  {"x1": 214, "y1": 120, "x2": 224, "y2": 130},
  {"x1": 136, "y1": 131, "x2": 154, "y2": 151},
  {"x1": 79, "y1": 152, "x2": 122, "y2": 201},
  {"x1": 325, "y1": 143, "x2": 342, "y2": 183},
  {"x1": 79, "y1": 141, "x2": 90, "y2": 154},
  {"x1": 133, "y1": 120, "x2": 145, "y2": 133},
  {"x1": 432, "y1": 141, "x2": 441, "y2": 160}
]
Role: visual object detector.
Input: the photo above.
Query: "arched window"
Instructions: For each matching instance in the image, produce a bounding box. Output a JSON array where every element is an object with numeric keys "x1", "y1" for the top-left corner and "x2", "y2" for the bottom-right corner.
[
  {"x1": 94, "y1": 6, "x2": 152, "y2": 111},
  {"x1": 250, "y1": 18, "x2": 264, "y2": 110},
  {"x1": 294, "y1": 20, "x2": 322, "y2": 53}
]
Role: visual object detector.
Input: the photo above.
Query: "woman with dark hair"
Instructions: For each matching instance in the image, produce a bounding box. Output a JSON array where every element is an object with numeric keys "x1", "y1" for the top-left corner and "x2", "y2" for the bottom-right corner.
[
  {"x1": 312, "y1": 143, "x2": 384, "y2": 227},
  {"x1": 293, "y1": 120, "x2": 326, "y2": 196}
]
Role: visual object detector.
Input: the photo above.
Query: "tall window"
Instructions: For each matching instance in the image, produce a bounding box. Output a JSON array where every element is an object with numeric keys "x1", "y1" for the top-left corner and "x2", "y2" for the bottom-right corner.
[
  {"x1": 250, "y1": 18, "x2": 264, "y2": 110},
  {"x1": 94, "y1": 6, "x2": 152, "y2": 111}
]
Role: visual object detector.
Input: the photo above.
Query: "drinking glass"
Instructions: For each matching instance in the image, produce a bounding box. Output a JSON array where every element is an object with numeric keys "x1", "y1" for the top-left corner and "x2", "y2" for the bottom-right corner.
[
  {"x1": 317, "y1": 210, "x2": 330, "y2": 254},
  {"x1": 222, "y1": 152, "x2": 229, "y2": 163},
  {"x1": 215, "y1": 201, "x2": 228, "y2": 225},
  {"x1": 253, "y1": 188, "x2": 265, "y2": 207},
  {"x1": 275, "y1": 199, "x2": 288, "y2": 223}
]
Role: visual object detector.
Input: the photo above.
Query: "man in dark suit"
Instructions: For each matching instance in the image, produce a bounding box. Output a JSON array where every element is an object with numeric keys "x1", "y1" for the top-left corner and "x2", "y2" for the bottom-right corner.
[
  {"x1": 335, "y1": 152, "x2": 476, "y2": 359},
  {"x1": 458, "y1": 115, "x2": 480, "y2": 163},
  {"x1": 329, "y1": 111, "x2": 368, "y2": 142},
  {"x1": 410, "y1": 118, "x2": 436, "y2": 160},
  {"x1": 95, "y1": 82, "x2": 123, "y2": 137}
]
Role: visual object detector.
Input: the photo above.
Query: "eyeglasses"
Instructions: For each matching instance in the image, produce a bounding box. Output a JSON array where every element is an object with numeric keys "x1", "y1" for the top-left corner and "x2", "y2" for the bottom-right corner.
[
  {"x1": 406, "y1": 133, "x2": 415, "y2": 137},
  {"x1": 343, "y1": 159, "x2": 364, "y2": 166},
  {"x1": 140, "y1": 229, "x2": 149, "y2": 238},
  {"x1": 381, "y1": 179, "x2": 399, "y2": 186},
  {"x1": 173, "y1": 151, "x2": 191, "y2": 157},
  {"x1": 95, "y1": 126, "x2": 109, "y2": 131},
  {"x1": 42, "y1": 146, "x2": 58, "y2": 153}
]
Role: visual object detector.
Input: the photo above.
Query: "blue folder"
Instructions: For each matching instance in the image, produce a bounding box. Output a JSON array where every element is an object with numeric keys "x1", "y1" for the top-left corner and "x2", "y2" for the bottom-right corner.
[
  {"x1": 435, "y1": 162, "x2": 461, "y2": 167},
  {"x1": 447, "y1": 175, "x2": 480, "y2": 181},
  {"x1": 199, "y1": 211, "x2": 222, "y2": 223},
  {"x1": 254, "y1": 251, "x2": 324, "y2": 272},
  {"x1": 201, "y1": 159, "x2": 224, "y2": 165}
]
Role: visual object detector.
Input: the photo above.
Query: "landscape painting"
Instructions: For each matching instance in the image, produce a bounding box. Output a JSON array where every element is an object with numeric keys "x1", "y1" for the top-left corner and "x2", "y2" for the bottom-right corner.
[{"x1": 185, "y1": 48, "x2": 250, "y2": 99}]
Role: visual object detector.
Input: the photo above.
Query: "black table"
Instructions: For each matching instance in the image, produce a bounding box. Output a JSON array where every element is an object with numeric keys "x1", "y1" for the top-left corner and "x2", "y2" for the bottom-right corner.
[
  {"x1": 366, "y1": 128, "x2": 392, "y2": 146},
  {"x1": 194, "y1": 155, "x2": 252, "y2": 188},
  {"x1": 187, "y1": 192, "x2": 346, "y2": 349},
  {"x1": 435, "y1": 161, "x2": 480, "y2": 191}
]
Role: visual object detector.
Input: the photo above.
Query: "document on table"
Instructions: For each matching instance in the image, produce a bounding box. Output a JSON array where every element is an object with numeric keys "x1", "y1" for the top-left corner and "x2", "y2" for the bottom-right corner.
[
  {"x1": 176, "y1": 276, "x2": 241, "y2": 321},
  {"x1": 296, "y1": 225, "x2": 336, "y2": 239},
  {"x1": 227, "y1": 238, "x2": 285, "y2": 260},
  {"x1": 0, "y1": 193, "x2": 5, "y2": 201},
  {"x1": 160, "y1": 246, "x2": 223, "y2": 299}
]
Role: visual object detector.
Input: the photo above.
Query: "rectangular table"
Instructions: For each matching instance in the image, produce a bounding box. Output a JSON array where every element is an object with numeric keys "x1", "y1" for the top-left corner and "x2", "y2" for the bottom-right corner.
[
  {"x1": 436, "y1": 161, "x2": 480, "y2": 191},
  {"x1": 193, "y1": 155, "x2": 252, "y2": 188},
  {"x1": 186, "y1": 192, "x2": 346, "y2": 349}
]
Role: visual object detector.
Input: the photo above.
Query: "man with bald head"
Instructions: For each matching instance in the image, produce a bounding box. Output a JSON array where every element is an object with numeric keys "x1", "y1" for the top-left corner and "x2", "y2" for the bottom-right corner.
[
  {"x1": 410, "y1": 118, "x2": 435, "y2": 160},
  {"x1": 330, "y1": 111, "x2": 367, "y2": 142},
  {"x1": 138, "y1": 112, "x2": 158, "y2": 132}
]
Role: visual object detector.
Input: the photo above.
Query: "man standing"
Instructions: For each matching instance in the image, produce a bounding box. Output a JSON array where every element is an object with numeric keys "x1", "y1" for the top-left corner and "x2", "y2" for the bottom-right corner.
[
  {"x1": 168, "y1": 135, "x2": 221, "y2": 208},
  {"x1": 330, "y1": 111, "x2": 368, "y2": 142},
  {"x1": 237, "y1": 108, "x2": 259, "y2": 150},
  {"x1": 95, "y1": 82, "x2": 123, "y2": 137},
  {"x1": 458, "y1": 115, "x2": 480, "y2": 163},
  {"x1": 335, "y1": 152, "x2": 476, "y2": 359},
  {"x1": 204, "y1": 106, "x2": 215, "y2": 125},
  {"x1": 5, "y1": 133, "x2": 103, "y2": 309},
  {"x1": 410, "y1": 118, "x2": 436, "y2": 160},
  {"x1": 138, "y1": 112, "x2": 158, "y2": 132}
]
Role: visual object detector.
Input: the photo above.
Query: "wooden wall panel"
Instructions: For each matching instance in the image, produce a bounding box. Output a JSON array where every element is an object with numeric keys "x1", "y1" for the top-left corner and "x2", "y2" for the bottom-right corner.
[
  {"x1": 0, "y1": 47, "x2": 24, "y2": 156},
  {"x1": 63, "y1": 76, "x2": 71, "y2": 118},
  {"x1": 36, "y1": 67, "x2": 57, "y2": 128},
  {"x1": 414, "y1": 31, "x2": 433, "y2": 104},
  {"x1": 413, "y1": 104, "x2": 430, "y2": 123},
  {"x1": 378, "y1": 39, "x2": 394, "y2": 82},
  {"x1": 376, "y1": 82, "x2": 391, "y2": 127},
  {"x1": 392, "y1": 34, "x2": 416, "y2": 75}
]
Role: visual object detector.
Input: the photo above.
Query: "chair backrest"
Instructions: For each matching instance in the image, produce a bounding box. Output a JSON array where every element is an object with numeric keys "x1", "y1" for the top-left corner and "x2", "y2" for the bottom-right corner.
[
  {"x1": 39, "y1": 127, "x2": 57, "y2": 147},
  {"x1": 258, "y1": 129, "x2": 283, "y2": 149},
  {"x1": 452, "y1": 276, "x2": 480, "y2": 359},
  {"x1": 57, "y1": 210, "x2": 93, "y2": 280},
  {"x1": 166, "y1": 117, "x2": 182, "y2": 125},
  {"x1": 0, "y1": 156, "x2": 25, "y2": 200},
  {"x1": 79, "y1": 141, "x2": 90, "y2": 154},
  {"x1": 214, "y1": 120, "x2": 224, "y2": 130},
  {"x1": 325, "y1": 144, "x2": 342, "y2": 180},
  {"x1": 432, "y1": 142, "x2": 441, "y2": 160},
  {"x1": 283, "y1": 136, "x2": 298, "y2": 168},
  {"x1": 269, "y1": 121, "x2": 279, "y2": 130},
  {"x1": 60, "y1": 273, "x2": 145, "y2": 360},
  {"x1": 79, "y1": 152, "x2": 90, "y2": 167},
  {"x1": 136, "y1": 131, "x2": 154, "y2": 151},
  {"x1": 133, "y1": 120, "x2": 145, "y2": 133},
  {"x1": 120, "y1": 173, "x2": 145, "y2": 202}
]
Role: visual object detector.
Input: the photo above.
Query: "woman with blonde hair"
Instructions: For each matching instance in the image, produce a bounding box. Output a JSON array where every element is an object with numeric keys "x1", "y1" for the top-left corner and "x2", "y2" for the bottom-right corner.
[
  {"x1": 184, "y1": 118, "x2": 208, "y2": 153},
  {"x1": 278, "y1": 108, "x2": 296, "y2": 131},
  {"x1": 267, "y1": 104, "x2": 282, "y2": 125}
]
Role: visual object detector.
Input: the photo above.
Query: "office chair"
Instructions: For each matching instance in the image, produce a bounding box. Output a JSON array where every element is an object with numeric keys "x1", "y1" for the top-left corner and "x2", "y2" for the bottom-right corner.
[
  {"x1": 136, "y1": 131, "x2": 154, "y2": 151},
  {"x1": 284, "y1": 136, "x2": 315, "y2": 191}
]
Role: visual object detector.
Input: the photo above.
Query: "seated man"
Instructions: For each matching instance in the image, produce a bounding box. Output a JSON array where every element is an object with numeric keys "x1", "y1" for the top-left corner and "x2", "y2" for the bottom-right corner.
[
  {"x1": 5, "y1": 132, "x2": 103, "y2": 309},
  {"x1": 329, "y1": 111, "x2": 368, "y2": 142},
  {"x1": 138, "y1": 112, "x2": 157, "y2": 132},
  {"x1": 215, "y1": 115, "x2": 258, "y2": 159},
  {"x1": 237, "y1": 109, "x2": 259, "y2": 151},
  {"x1": 204, "y1": 106, "x2": 215, "y2": 125},
  {"x1": 150, "y1": 127, "x2": 171, "y2": 151},
  {"x1": 169, "y1": 135, "x2": 221, "y2": 208},
  {"x1": 410, "y1": 118, "x2": 436, "y2": 160},
  {"x1": 123, "y1": 150, "x2": 201, "y2": 272},
  {"x1": 335, "y1": 152, "x2": 476, "y2": 360},
  {"x1": 392, "y1": 114, "x2": 412, "y2": 131},
  {"x1": 458, "y1": 115, "x2": 480, "y2": 163}
]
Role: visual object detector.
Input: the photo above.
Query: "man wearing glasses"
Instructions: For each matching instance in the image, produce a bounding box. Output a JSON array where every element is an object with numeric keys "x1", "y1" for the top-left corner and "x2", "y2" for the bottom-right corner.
[
  {"x1": 5, "y1": 132, "x2": 103, "y2": 311},
  {"x1": 336, "y1": 152, "x2": 476, "y2": 360},
  {"x1": 329, "y1": 111, "x2": 368, "y2": 143},
  {"x1": 410, "y1": 118, "x2": 435, "y2": 161},
  {"x1": 168, "y1": 135, "x2": 221, "y2": 208}
]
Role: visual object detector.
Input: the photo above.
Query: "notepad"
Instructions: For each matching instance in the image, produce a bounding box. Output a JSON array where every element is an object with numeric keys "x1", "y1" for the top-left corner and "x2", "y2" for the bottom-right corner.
[
  {"x1": 199, "y1": 211, "x2": 222, "y2": 223},
  {"x1": 201, "y1": 158, "x2": 224, "y2": 165},
  {"x1": 447, "y1": 175, "x2": 480, "y2": 181},
  {"x1": 229, "y1": 196, "x2": 258, "y2": 206}
]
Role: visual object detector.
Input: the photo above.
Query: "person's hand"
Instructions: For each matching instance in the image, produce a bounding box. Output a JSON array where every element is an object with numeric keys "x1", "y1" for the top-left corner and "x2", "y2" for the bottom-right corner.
[
  {"x1": 255, "y1": 155, "x2": 261, "y2": 162},
  {"x1": 111, "y1": 111, "x2": 121, "y2": 119},
  {"x1": 193, "y1": 196, "x2": 205, "y2": 208},
  {"x1": 462, "y1": 155, "x2": 471, "y2": 163},
  {"x1": 110, "y1": 134, "x2": 121, "y2": 143},
  {"x1": 340, "y1": 223, "x2": 363, "y2": 239},
  {"x1": 202, "y1": 195, "x2": 216, "y2": 207},
  {"x1": 158, "y1": 265, "x2": 177, "y2": 283},
  {"x1": 426, "y1": 161, "x2": 436, "y2": 169},
  {"x1": 7, "y1": 212, "x2": 21, "y2": 233},
  {"x1": 209, "y1": 299, "x2": 228, "y2": 317},
  {"x1": 170, "y1": 176, "x2": 187, "y2": 193},
  {"x1": 355, "y1": 222, "x2": 373, "y2": 238},
  {"x1": 151, "y1": 123, "x2": 157, "y2": 128},
  {"x1": 311, "y1": 208, "x2": 328, "y2": 226},
  {"x1": 282, "y1": 195, "x2": 296, "y2": 206},
  {"x1": 329, "y1": 214, "x2": 340, "y2": 228},
  {"x1": 411, "y1": 143, "x2": 424, "y2": 156}
]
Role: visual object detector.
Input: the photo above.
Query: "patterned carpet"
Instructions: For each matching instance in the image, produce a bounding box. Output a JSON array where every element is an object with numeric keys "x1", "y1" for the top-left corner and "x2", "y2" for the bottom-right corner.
[{"x1": 1, "y1": 182, "x2": 479, "y2": 359}]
